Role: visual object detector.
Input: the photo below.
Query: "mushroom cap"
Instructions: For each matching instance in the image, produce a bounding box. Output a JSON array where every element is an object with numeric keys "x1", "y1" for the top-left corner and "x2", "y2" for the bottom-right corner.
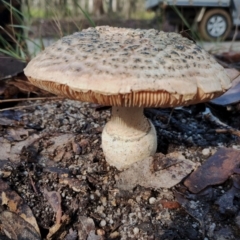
[{"x1": 24, "y1": 26, "x2": 231, "y2": 107}]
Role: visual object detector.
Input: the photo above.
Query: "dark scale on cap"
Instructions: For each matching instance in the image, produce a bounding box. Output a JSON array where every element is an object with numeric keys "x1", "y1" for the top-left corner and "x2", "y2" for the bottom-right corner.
[
  {"x1": 185, "y1": 55, "x2": 194, "y2": 59},
  {"x1": 194, "y1": 47, "x2": 202, "y2": 53},
  {"x1": 65, "y1": 48, "x2": 75, "y2": 55},
  {"x1": 171, "y1": 51, "x2": 180, "y2": 56},
  {"x1": 134, "y1": 58, "x2": 142, "y2": 63},
  {"x1": 175, "y1": 45, "x2": 185, "y2": 51}
]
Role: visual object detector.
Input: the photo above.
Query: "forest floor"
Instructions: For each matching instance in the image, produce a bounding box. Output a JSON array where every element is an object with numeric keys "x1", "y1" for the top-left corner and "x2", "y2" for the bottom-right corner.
[{"x1": 1, "y1": 18, "x2": 240, "y2": 240}]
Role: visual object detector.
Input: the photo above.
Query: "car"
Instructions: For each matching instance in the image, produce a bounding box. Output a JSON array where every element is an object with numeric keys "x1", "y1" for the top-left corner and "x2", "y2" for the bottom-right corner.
[{"x1": 146, "y1": 0, "x2": 240, "y2": 41}]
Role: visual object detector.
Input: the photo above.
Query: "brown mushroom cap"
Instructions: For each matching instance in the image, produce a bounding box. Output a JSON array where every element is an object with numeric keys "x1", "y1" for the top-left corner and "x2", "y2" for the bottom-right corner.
[{"x1": 24, "y1": 26, "x2": 231, "y2": 107}]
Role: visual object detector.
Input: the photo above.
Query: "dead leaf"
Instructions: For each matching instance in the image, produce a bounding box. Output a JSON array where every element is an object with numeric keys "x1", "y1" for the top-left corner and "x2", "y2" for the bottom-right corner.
[
  {"x1": 214, "y1": 227, "x2": 235, "y2": 240},
  {"x1": 0, "y1": 211, "x2": 41, "y2": 240},
  {"x1": 0, "y1": 179, "x2": 40, "y2": 235},
  {"x1": 160, "y1": 200, "x2": 181, "y2": 209},
  {"x1": 64, "y1": 228, "x2": 78, "y2": 240},
  {"x1": 0, "y1": 160, "x2": 12, "y2": 178},
  {"x1": 0, "y1": 117, "x2": 20, "y2": 127},
  {"x1": 72, "y1": 140, "x2": 81, "y2": 155},
  {"x1": 0, "y1": 83, "x2": 7, "y2": 95},
  {"x1": 3, "y1": 133, "x2": 41, "y2": 163},
  {"x1": 175, "y1": 191, "x2": 209, "y2": 233},
  {"x1": 87, "y1": 230, "x2": 102, "y2": 240},
  {"x1": 39, "y1": 134, "x2": 75, "y2": 162},
  {"x1": 210, "y1": 82, "x2": 240, "y2": 106},
  {"x1": 216, "y1": 51, "x2": 240, "y2": 63},
  {"x1": 0, "y1": 137, "x2": 12, "y2": 160},
  {"x1": 47, "y1": 214, "x2": 70, "y2": 240},
  {"x1": 225, "y1": 68, "x2": 240, "y2": 82},
  {"x1": 43, "y1": 189, "x2": 72, "y2": 239},
  {"x1": 43, "y1": 189, "x2": 62, "y2": 224},
  {"x1": 0, "y1": 54, "x2": 26, "y2": 80},
  {"x1": 184, "y1": 148, "x2": 240, "y2": 193},
  {"x1": 9, "y1": 79, "x2": 42, "y2": 95},
  {"x1": 77, "y1": 216, "x2": 96, "y2": 240},
  {"x1": 6, "y1": 128, "x2": 29, "y2": 141},
  {"x1": 116, "y1": 153, "x2": 196, "y2": 191},
  {"x1": 215, "y1": 187, "x2": 237, "y2": 215},
  {"x1": 215, "y1": 175, "x2": 240, "y2": 215}
]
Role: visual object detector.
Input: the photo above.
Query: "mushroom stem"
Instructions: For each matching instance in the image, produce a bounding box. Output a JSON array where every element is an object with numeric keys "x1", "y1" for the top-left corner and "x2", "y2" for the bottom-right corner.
[{"x1": 102, "y1": 106, "x2": 157, "y2": 170}]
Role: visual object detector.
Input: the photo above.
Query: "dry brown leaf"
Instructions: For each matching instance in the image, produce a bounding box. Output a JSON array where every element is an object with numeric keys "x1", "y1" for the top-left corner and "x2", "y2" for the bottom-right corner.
[
  {"x1": 184, "y1": 148, "x2": 240, "y2": 193},
  {"x1": 64, "y1": 228, "x2": 78, "y2": 240},
  {"x1": 0, "y1": 179, "x2": 40, "y2": 235},
  {"x1": 210, "y1": 82, "x2": 240, "y2": 106},
  {"x1": 0, "y1": 160, "x2": 12, "y2": 178},
  {"x1": 47, "y1": 214, "x2": 70, "y2": 240},
  {"x1": 77, "y1": 216, "x2": 96, "y2": 240},
  {"x1": 43, "y1": 189, "x2": 72, "y2": 239},
  {"x1": 43, "y1": 189, "x2": 62, "y2": 224},
  {"x1": 116, "y1": 153, "x2": 196, "y2": 191},
  {"x1": 225, "y1": 68, "x2": 240, "y2": 82},
  {"x1": 217, "y1": 51, "x2": 240, "y2": 63},
  {"x1": 1, "y1": 133, "x2": 40, "y2": 163},
  {"x1": 6, "y1": 128, "x2": 29, "y2": 141},
  {"x1": 175, "y1": 191, "x2": 209, "y2": 230},
  {"x1": 39, "y1": 134, "x2": 75, "y2": 162},
  {"x1": 0, "y1": 137, "x2": 12, "y2": 160},
  {"x1": 87, "y1": 230, "x2": 102, "y2": 240},
  {"x1": 9, "y1": 79, "x2": 42, "y2": 94},
  {"x1": 0, "y1": 117, "x2": 20, "y2": 127},
  {"x1": 0, "y1": 211, "x2": 41, "y2": 240}
]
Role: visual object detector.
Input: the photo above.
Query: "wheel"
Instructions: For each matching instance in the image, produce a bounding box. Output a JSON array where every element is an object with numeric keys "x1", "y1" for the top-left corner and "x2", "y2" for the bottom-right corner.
[{"x1": 199, "y1": 8, "x2": 232, "y2": 41}]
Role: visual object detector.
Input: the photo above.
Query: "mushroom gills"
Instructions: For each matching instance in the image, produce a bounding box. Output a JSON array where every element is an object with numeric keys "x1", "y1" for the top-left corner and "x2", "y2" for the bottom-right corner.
[{"x1": 102, "y1": 106, "x2": 157, "y2": 170}]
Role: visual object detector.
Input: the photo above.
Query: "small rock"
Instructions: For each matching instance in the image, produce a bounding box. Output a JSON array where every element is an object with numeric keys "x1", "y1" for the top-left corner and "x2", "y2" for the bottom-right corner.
[
  {"x1": 133, "y1": 227, "x2": 139, "y2": 235},
  {"x1": 97, "y1": 229, "x2": 105, "y2": 236},
  {"x1": 202, "y1": 148, "x2": 210, "y2": 156},
  {"x1": 149, "y1": 197, "x2": 156, "y2": 204},
  {"x1": 100, "y1": 220, "x2": 106, "y2": 227},
  {"x1": 109, "y1": 231, "x2": 120, "y2": 239}
]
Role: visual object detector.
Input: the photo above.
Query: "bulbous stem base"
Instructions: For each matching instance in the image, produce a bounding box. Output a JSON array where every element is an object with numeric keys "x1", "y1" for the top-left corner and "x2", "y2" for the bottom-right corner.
[{"x1": 102, "y1": 106, "x2": 157, "y2": 170}]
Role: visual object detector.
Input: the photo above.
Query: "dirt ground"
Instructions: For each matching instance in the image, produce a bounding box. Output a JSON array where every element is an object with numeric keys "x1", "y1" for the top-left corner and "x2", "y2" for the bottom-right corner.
[{"x1": 0, "y1": 97, "x2": 240, "y2": 240}]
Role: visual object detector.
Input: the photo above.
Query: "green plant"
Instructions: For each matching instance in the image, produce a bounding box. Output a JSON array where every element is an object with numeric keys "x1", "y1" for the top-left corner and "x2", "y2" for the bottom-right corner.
[
  {"x1": 171, "y1": 5, "x2": 201, "y2": 42},
  {"x1": 0, "y1": 0, "x2": 30, "y2": 61}
]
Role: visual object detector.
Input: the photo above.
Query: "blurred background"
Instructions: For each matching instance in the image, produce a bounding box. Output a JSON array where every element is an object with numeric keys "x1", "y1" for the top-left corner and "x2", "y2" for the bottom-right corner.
[
  {"x1": 1, "y1": 0, "x2": 240, "y2": 61},
  {"x1": 0, "y1": 0, "x2": 156, "y2": 60}
]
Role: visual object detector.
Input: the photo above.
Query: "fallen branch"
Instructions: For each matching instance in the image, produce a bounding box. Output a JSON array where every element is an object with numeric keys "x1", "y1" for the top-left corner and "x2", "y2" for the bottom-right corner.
[
  {"x1": 215, "y1": 128, "x2": 240, "y2": 137},
  {"x1": 0, "y1": 96, "x2": 63, "y2": 103}
]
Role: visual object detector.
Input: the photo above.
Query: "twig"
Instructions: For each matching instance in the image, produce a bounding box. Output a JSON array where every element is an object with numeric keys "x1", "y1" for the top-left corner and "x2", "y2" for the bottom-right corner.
[
  {"x1": 0, "y1": 96, "x2": 63, "y2": 103},
  {"x1": 28, "y1": 172, "x2": 38, "y2": 194},
  {"x1": 202, "y1": 108, "x2": 229, "y2": 128},
  {"x1": 215, "y1": 128, "x2": 240, "y2": 137},
  {"x1": 0, "y1": 103, "x2": 51, "y2": 112},
  {"x1": 167, "y1": 108, "x2": 174, "y2": 126},
  {"x1": 203, "y1": 108, "x2": 240, "y2": 137}
]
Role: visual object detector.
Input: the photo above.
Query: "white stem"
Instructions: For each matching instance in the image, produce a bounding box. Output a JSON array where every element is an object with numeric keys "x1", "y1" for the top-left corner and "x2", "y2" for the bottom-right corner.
[{"x1": 102, "y1": 106, "x2": 157, "y2": 170}]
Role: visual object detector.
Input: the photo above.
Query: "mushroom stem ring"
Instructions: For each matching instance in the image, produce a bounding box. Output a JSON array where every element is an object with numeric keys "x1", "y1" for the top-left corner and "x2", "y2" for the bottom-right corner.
[{"x1": 102, "y1": 106, "x2": 157, "y2": 170}]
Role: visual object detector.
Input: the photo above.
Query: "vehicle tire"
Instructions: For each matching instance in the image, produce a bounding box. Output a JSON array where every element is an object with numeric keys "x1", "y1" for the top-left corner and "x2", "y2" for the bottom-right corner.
[{"x1": 199, "y1": 8, "x2": 232, "y2": 41}]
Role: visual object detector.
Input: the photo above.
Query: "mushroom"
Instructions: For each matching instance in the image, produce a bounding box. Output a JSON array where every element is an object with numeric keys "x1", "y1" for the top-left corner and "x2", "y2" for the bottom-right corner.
[{"x1": 24, "y1": 26, "x2": 231, "y2": 170}]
